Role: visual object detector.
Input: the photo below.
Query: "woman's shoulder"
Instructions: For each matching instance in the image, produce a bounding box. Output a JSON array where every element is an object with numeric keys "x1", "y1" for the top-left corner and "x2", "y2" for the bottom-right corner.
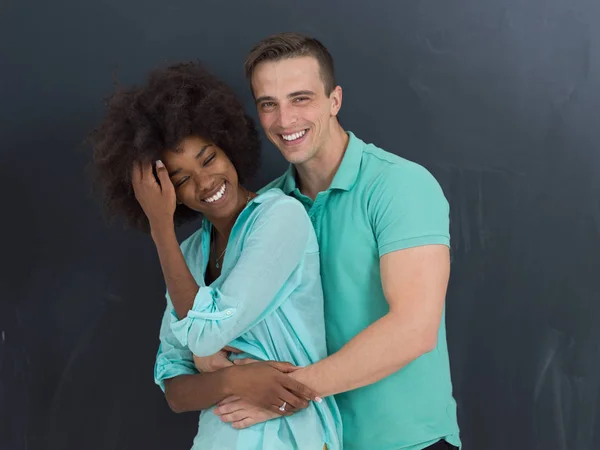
[
  {"x1": 250, "y1": 188, "x2": 308, "y2": 218},
  {"x1": 245, "y1": 188, "x2": 318, "y2": 253}
]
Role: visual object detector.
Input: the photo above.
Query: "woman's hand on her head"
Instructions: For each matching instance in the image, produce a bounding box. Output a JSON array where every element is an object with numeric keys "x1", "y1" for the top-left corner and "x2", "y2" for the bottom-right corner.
[{"x1": 131, "y1": 160, "x2": 176, "y2": 231}]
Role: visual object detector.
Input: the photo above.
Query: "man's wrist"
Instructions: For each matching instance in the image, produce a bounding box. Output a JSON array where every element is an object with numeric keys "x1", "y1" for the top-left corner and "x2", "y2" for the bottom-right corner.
[
  {"x1": 290, "y1": 363, "x2": 331, "y2": 398},
  {"x1": 289, "y1": 367, "x2": 311, "y2": 388}
]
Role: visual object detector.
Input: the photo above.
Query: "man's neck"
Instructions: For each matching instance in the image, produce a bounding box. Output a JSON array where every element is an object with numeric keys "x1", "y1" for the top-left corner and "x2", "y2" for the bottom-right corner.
[{"x1": 296, "y1": 123, "x2": 349, "y2": 200}]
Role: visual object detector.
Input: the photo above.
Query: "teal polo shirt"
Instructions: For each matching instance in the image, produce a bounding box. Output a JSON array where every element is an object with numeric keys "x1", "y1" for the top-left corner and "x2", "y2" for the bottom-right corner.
[{"x1": 262, "y1": 132, "x2": 461, "y2": 450}]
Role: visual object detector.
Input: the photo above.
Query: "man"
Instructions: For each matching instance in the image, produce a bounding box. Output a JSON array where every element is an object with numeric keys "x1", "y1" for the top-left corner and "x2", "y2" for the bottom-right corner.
[
  {"x1": 160, "y1": 33, "x2": 461, "y2": 450},
  {"x1": 212, "y1": 33, "x2": 461, "y2": 450}
]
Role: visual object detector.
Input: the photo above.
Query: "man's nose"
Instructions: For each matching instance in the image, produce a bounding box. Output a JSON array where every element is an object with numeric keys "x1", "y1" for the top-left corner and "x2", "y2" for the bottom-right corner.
[{"x1": 277, "y1": 103, "x2": 297, "y2": 129}]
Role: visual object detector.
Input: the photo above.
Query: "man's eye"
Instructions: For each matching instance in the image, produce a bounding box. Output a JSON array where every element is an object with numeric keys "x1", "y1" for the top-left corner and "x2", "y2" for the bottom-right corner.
[{"x1": 294, "y1": 97, "x2": 309, "y2": 103}]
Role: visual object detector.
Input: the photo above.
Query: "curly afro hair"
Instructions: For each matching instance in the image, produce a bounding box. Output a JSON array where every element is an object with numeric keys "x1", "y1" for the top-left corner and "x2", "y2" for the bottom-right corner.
[{"x1": 89, "y1": 61, "x2": 261, "y2": 232}]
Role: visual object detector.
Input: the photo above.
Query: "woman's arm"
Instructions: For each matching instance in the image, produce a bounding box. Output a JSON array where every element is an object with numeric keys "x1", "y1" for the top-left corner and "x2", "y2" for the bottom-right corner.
[
  {"x1": 136, "y1": 164, "x2": 319, "y2": 412},
  {"x1": 130, "y1": 160, "x2": 199, "y2": 320},
  {"x1": 168, "y1": 196, "x2": 314, "y2": 357},
  {"x1": 151, "y1": 224, "x2": 200, "y2": 320},
  {"x1": 156, "y1": 295, "x2": 317, "y2": 414}
]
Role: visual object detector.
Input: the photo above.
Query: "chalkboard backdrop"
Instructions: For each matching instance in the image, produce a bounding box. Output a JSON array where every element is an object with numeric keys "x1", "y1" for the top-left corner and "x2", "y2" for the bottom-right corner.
[{"x1": 1, "y1": 1, "x2": 599, "y2": 449}]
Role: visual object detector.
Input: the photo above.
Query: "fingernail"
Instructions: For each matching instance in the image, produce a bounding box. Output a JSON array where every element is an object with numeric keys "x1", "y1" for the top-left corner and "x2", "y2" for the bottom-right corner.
[
  {"x1": 315, "y1": 397, "x2": 322, "y2": 403},
  {"x1": 156, "y1": 160, "x2": 164, "y2": 168}
]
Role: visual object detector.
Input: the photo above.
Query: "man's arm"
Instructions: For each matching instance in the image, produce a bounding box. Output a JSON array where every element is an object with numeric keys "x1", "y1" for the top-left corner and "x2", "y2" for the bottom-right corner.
[
  {"x1": 216, "y1": 244, "x2": 449, "y2": 425},
  {"x1": 289, "y1": 164, "x2": 452, "y2": 395},
  {"x1": 216, "y1": 166, "x2": 451, "y2": 426},
  {"x1": 289, "y1": 244, "x2": 449, "y2": 396}
]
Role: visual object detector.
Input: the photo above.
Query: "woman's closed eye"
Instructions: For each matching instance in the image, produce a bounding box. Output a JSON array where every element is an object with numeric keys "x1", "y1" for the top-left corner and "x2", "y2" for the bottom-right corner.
[
  {"x1": 203, "y1": 152, "x2": 216, "y2": 167},
  {"x1": 171, "y1": 151, "x2": 217, "y2": 188},
  {"x1": 174, "y1": 176, "x2": 189, "y2": 188}
]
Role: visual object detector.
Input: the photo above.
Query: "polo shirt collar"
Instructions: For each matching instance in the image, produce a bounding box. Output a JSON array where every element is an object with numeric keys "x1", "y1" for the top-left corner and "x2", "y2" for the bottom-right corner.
[{"x1": 280, "y1": 131, "x2": 363, "y2": 194}]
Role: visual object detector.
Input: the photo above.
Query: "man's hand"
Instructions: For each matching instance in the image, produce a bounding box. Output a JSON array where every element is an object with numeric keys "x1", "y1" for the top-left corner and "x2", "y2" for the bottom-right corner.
[
  {"x1": 193, "y1": 351, "x2": 232, "y2": 373},
  {"x1": 214, "y1": 396, "x2": 279, "y2": 429},
  {"x1": 232, "y1": 358, "x2": 298, "y2": 373},
  {"x1": 222, "y1": 360, "x2": 319, "y2": 416},
  {"x1": 131, "y1": 160, "x2": 176, "y2": 230},
  {"x1": 193, "y1": 346, "x2": 243, "y2": 373}
]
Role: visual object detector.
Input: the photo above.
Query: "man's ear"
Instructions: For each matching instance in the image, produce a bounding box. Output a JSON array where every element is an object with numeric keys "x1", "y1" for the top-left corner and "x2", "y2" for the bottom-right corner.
[{"x1": 330, "y1": 85, "x2": 343, "y2": 116}]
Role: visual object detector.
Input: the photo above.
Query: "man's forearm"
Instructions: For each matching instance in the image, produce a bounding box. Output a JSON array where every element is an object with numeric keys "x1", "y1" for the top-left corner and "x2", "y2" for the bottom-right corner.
[
  {"x1": 164, "y1": 370, "x2": 231, "y2": 413},
  {"x1": 291, "y1": 312, "x2": 436, "y2": 397}
]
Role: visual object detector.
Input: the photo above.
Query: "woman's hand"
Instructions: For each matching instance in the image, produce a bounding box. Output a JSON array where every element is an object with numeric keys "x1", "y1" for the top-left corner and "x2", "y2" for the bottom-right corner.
[
  {"x1": 132, "y1": 160, "x2": 176, "y2": 231},
  {"x1": 222, "y1": 360, "x2": 319, "y2": 417}
]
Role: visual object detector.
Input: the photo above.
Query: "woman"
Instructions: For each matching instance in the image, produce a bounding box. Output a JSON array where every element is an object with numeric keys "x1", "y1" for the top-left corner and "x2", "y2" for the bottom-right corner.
[{"x1": 89, "y1": 62, "x2": 341, "y2": 450}]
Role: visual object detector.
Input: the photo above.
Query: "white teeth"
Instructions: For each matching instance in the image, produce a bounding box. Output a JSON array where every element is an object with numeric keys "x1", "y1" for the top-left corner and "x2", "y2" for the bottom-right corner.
[
  {"x1": 281, "y1": 130, "x2": 306, "y2": 141},
  {"x1": 203, "y1": 183, "x2": 226, "y2": 203}
]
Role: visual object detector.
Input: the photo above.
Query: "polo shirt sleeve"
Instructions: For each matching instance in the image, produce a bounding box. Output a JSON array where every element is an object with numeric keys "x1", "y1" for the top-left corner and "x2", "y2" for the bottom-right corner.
[
  {"x1": 169, "y1": 197, "x2": 311, "y2": 357},
  {"x1": 369, "y1": 162, "x2": 450, "y2": 257},
  {"x1": 154, "y1": 302, "x2": 197, "y2": 393}
]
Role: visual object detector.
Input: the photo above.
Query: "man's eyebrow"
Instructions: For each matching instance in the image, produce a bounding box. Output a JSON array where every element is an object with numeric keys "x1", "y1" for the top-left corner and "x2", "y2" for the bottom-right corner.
[
  {"x1": 255, "y1": 91, "x2": 315, "y2": 105},
  {"x1": 255, "y1": 95, "x2": 276, "y2": 104},
  {"x1": 288, "y1": 90, "x2": 315, "y2": 98}
]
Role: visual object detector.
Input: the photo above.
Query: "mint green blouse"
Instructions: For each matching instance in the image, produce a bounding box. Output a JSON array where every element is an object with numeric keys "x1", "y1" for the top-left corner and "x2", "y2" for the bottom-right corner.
[{"x1": 154, "y1": 188, "x2": 342, "y2": 450}]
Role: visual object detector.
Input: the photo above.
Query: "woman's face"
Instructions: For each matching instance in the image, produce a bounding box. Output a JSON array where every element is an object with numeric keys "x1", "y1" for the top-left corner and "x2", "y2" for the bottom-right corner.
[{"x1": 163, "y1": 136, "x2": 244, "y2": 222}]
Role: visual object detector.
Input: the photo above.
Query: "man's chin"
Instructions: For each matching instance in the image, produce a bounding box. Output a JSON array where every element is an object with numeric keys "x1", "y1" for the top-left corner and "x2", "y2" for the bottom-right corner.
[
  {"x1": 280, "y1": 151, "x2": 309, "y2": 165},
  {"x1": 277, "y1": 144, "x2": 313, "y2": 164}
]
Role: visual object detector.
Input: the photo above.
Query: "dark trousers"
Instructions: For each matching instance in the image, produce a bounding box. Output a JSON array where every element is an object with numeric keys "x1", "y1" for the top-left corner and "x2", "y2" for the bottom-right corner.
[
  {"x1": 424, "y1": 440, "x2": 459, "y2": 449},
  {"x1": 323, "y1": 439, "x2": 458, "y2": 450}
]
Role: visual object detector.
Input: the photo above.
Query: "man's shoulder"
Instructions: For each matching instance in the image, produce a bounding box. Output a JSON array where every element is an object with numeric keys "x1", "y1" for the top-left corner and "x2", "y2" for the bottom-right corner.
[{"x1": 355, "y1": 135, "x2": 440, "y2": 190}]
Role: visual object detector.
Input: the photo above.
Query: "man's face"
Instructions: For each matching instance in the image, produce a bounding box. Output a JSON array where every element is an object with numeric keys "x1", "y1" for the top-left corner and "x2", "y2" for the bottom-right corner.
[{"x1": 251, "y1": 56, "x2": 342, "y2": 165}]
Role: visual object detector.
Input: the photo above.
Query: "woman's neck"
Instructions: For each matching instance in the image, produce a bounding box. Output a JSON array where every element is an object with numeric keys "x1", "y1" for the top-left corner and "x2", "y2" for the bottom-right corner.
[{"x1": 208, "y1": 186, "x2": 253, "y2": 242}]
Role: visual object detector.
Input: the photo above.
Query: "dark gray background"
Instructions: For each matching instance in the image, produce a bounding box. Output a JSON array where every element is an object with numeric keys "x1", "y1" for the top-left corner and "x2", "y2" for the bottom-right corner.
[{"x1": 1, "y1": 1, "x2": 599, "y2": 449}]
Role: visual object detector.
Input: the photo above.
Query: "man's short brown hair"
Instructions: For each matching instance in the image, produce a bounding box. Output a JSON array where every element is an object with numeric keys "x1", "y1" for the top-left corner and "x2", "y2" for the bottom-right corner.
[{"x1": 244, "y1": 32, "x2": 336, "y2": 95}]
